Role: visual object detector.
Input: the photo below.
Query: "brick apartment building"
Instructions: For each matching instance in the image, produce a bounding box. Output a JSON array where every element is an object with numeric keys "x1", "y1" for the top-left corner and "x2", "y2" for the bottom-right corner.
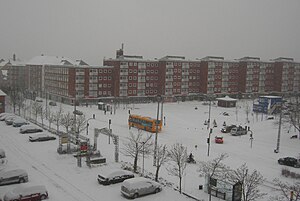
[
  {"x1": 1, "y1": 49, "x2": 300, "y2": 105},
  {"x1": 26, "y1": 55, "x2": 114, "y2": 105}
]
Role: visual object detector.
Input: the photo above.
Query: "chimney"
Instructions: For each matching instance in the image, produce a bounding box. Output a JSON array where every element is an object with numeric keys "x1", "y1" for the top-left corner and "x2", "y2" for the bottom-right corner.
[{"x1": 116, "y1": 43, "x2": 124, "y2": 59}]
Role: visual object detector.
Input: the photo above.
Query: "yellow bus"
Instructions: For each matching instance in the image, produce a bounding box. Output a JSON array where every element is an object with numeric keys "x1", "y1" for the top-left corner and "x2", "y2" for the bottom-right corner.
[{"x1": 128, "y1": 114, "x2": 162, "y2": 133}]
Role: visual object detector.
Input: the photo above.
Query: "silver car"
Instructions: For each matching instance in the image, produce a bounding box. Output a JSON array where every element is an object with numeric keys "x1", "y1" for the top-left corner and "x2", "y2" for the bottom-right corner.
[
  {"x1": 121, "y1": 177, "x2": 162, "y2": 199},
  {"x1": 0, "y1": 169, "x2": 28, "y2": 186}
]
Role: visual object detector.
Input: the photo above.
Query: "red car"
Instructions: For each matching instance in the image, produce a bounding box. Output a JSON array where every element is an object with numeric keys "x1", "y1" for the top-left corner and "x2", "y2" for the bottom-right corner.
[{"x1": 215, "y1": 136, "x2": 224, "y2": 144}]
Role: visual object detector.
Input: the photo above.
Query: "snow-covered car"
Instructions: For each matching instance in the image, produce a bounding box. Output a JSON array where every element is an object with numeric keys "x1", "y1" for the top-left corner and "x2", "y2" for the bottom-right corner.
[
  {"x1": 0, "y1": 169, "x2": 28, "y2": 186},
  {"x1": 5, "y1": 116, "x2": 18, "y2": 125},
  {"x1": 3, "y1": 185, "x2": 48, "y2": 201},
  {"x1": 278, "y1": 157, "x2": 300, "y2": 168},
  {"x1": 12, "y1": 118, "x2": 29, "y2": 127},
  {"x1": 29, "y1": 134, "x2": 56, "y2": 142},
  {"x1": 121, "y1": 177, "x2": 162, "y2": 199},
  {"x1": 0, "y1": 113, "x2": 15, "y2": 121},
  {"x1": 215, "y1": 136, "x2": 224, "y2": 144},
  {"x1": 98, "y1": 169, "x2": 134, "y2": 185},
  {"x1": 20, "y1": 125, "x2": 43, "y2": 134},
  {"x1": 0, "y1": 148, "x2": 5, "y2": 158}
]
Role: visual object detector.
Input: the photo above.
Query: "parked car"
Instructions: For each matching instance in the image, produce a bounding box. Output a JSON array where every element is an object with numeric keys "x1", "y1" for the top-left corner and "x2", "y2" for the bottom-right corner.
[
  {"x1": 121, "y1": 177, "x2": 162, "y2": 199},
  {"x1": 3, "y1": 185, "x2": 48, "y2": 201},
  {"x1": 29, "y1": 134, "x2": 56, "y2": 142},
  {"x1": 0, "y1": 148, "x2": 5, "y2": 158},
  {"x1": 221, "y1": 125, "x2": 236, "y2": 133},
  {"x1": 215, "y1": 136, "x2": 224, "y2": 144},
  {"x1": 20, "y1": 125, "x2": 43, "y2": 134},
  {"x1": 35, "y1": 98, "x2": 43, "y2": 102},
  {"x1": 49, "y1": 101, "x2": 57, "y2": 106},
  {"x1": 12, "y1": 118, "x2": 29, "y2": 127},
  {"x1": 0, "y1": 113, "x2": 14, "y2": 121},
  {"x1": 98, "y1": 169, "x2": 134, "y2": 185},
  {"x1": 0, "y1": 169, "x2": 28, "y2": 186},
  {"x1": 278, "y1": 157, "x2": 300, "y2": 168},
  {"x1": 5, "y1": 116, "x2": 18, "y2": 125}
]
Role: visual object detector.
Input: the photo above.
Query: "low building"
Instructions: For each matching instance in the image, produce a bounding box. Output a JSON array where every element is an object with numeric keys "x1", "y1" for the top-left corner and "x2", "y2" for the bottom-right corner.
[
  {"x1": 252, "y1": 95, "x2": 282, "y2": 114},
  {"x1": 216, "y1": 96, "x2": 237, "y2": 108}
]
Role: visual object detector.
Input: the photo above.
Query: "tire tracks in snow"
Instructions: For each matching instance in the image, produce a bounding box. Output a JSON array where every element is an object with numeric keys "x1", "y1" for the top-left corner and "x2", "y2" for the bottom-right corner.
[{"x1": 0, "y1": 128, "x2": 98, "y2": 201}]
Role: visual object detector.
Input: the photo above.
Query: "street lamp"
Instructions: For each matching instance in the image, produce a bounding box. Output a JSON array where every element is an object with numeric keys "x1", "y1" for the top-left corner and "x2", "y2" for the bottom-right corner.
[
  {"x1": 142, "y1": 141, "x2": 145, "y2": 176},
  {"x1": 153, "y1": 94, "x2": 162, "y2": 166},
  {"x1": 274, "y1": 98, "x2": 285, "y2": 153},
  {"x1": 86, "y1": 114, "x2": 95, "y2": 135}
]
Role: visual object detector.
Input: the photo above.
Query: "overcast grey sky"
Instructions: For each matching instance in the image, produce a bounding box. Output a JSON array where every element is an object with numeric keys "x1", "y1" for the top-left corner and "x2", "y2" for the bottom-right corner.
[{"x1": 1, "y1": 0, "x2": 300, "y2": 65}]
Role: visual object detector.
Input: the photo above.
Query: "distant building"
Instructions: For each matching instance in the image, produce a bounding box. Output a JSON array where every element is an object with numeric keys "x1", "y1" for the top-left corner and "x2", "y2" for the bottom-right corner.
[{"x1": 0, "y1": 89, "x2": 6, "y2": 113}]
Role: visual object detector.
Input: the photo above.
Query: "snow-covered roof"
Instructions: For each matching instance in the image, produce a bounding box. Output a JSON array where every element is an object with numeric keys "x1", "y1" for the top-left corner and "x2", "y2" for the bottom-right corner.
[
  {"x1": 216, "y1": 96, "x2": 237, "y2": 101},
  {"x1": 27, "y1": 55, "x2": 75, "y2": 66},
  {"x1": 0, "y1": 89, "x2": 6, "y2": 96},
  {"x1": 159, "y1": 56, "x2": 186, "y2": 61},
  {"x1": 260, "y1": 95, "x2": 282, "y2": 99}
]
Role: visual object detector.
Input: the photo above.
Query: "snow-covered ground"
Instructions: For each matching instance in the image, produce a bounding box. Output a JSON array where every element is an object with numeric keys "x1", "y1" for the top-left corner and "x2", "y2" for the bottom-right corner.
[{"x1": 0, "y1": 99, "x2": 299, "y2": 201}]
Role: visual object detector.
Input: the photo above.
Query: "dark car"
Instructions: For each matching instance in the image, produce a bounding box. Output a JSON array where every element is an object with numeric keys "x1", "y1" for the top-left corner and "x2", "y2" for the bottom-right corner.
[
  {"x1": 97, "y1": 169, "x2": 134, "y2": 185},
  {"x1": 29, "y1": 134, "x2": 56, "y2": 142},
  {"x1": 278, "y1": 157, "x2": 300, "y2": 168},
  {"x1": 221, "y1": 125, "x2": 236, "y2": 133}
]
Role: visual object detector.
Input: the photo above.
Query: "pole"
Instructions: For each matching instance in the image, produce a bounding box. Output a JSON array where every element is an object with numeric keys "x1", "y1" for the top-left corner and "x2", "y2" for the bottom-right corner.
[
  {"x1": 275, "y1": 101, "x2": 283, "y2": 153},
  {"x1": 153, "y1": 95, "x2": 160, "y2": 166},
  {"x1": 142, "y1": 142, "x2": 145, "y2": 176},
  {"x1": 108, "y1": 119, "x2": 111, "y2": 144},
  {"x1": 86, "y1": 122, "x2": 89, "y2": 135},
  {"x1": 207, "y1": 98, "x2": 211, "y2": 156}
]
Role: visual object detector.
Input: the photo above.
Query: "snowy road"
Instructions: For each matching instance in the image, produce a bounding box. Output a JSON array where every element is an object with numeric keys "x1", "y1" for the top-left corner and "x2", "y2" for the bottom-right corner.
[{"x1": 0, "y1": 121, "x2": 197, "y2": 201}]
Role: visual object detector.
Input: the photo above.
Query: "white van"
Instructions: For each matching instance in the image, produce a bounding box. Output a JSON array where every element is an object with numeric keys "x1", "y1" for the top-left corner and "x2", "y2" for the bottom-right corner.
[
  {"x1": 0, "y1": 169, "x2": 28, "y2": 185},
  {"x1": 121, "y1": 177, "x2": 162, "y2": 199}
]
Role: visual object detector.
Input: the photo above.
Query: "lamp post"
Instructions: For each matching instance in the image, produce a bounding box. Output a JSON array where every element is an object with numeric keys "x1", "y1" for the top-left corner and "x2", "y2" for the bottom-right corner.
[
  {"x1": 86, "y1": 115, "x2": 95, "y2": 136},
  {"x1": 207, "y1": 96, "x2": 212, "y2": 156},
  {"x1": 142, "y1": 141, "x2": 145, "y2": 176},
  {"x1": 153, "y1": 95, "x2": 161, "y2": 166},
  {"x1": 275, "y1": 99, "x2": 284, "y2": 153}
]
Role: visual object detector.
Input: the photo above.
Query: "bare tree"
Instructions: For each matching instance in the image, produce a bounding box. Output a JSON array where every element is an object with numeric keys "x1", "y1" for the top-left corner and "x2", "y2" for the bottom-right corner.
[
  {"x1": 76, "y1": 114, "x2": 87, "y2": 134},
  {"x1": 31, "y1": 102, "x2": 42, "y2": 122},
  {"x1": 48, "y1": 111, "x2": 55, "y2": 130},
  {"x1": 121, "y1": 130, "x2": 152, "y2": 173},
  {"x1": 198, "y1": 153, "x2": 229, "y2": 201},
  {"x1": 16, "y1": 91, "x2": 25, "y2": 116},
  {"x1": 60, "y1": 112, "x2": 73, "y2": 133},
  {"x1": 271, "y1": 179, "x2": 300, "y2": 201},
  {"x1": 167, "y1": 143, "x2": 187, "y2": 194},
  {"x1": 282, "y1": 97, "x2": 300, "y2": 136},
  {"x1": 245, "y1": 103, "x2": 250, "y2": 123},
  {"x1": 154, "y1": 144, "x2": 169, "y2": 182},
  {"x1": 227, "y1": 163, "x2": 266, "y2": 201},
  {"x1": 53, "y1": 104, "x2": 64, "y2": 134},
  {"x1": 38, "y1": 107, "x2": 47, "y2": 127}
]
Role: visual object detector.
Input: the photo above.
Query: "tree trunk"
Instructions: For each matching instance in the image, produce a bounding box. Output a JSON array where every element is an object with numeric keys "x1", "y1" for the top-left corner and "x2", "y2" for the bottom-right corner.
[
  {"x1": 155, "y1": 165, "x2": 160, "y2": 181},
  {"x1": 133, "y1": 152, "x2": 138, "y2": 173},
  {"x1": 179, "y1": 176, "x2": 182, "y2": 193}
]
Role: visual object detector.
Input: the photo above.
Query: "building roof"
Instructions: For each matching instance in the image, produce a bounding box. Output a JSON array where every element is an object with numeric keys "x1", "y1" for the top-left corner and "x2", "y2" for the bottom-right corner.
[
  {"x1": 216, "y1": 96, "x2": 237, "y2": 102},
  {"x1": 27, "y1": 55, "x2": 75, "y2": 66},
  {"x1": 0, "y1": 89, "x2": 7, "y2": 96}
]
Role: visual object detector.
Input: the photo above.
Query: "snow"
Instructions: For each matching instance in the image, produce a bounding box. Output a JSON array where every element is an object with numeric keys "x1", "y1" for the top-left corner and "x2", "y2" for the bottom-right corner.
[
  {"x1": 26, "y1": 55, "x2": 74, "y2": 66},
  {"x1": 0, "y1": 90, "x2": 6, "y2": 96},
  {"x1": 0, "y1": 99, "x2": 299, "y2": 201}
]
